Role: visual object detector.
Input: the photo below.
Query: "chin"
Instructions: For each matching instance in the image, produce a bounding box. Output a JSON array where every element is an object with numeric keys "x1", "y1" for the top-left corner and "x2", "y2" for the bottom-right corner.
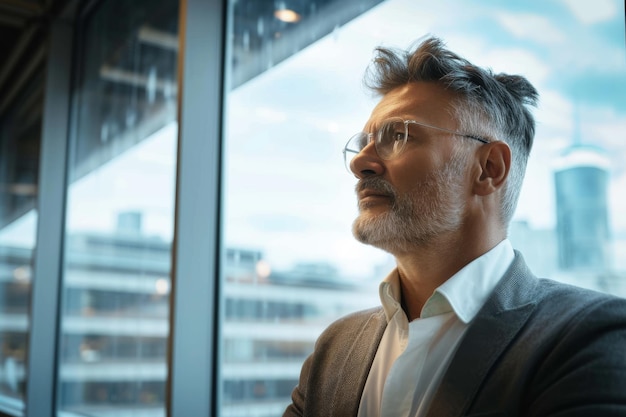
[
  {"x1": 354, "y1": 233, "x2": 411, "y2": 255},
  {"x1": 352, "y1": 210, "x2": 444, "y2": 254},
  {"x1": 352, "y1": 213, "x2": 405, "y2": 253}
]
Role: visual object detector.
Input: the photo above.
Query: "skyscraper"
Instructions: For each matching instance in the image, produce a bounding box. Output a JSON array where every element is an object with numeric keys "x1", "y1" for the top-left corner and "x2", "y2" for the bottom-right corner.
[{"x1": 554, "y1": 144, "x2": 611, "y2": 271}]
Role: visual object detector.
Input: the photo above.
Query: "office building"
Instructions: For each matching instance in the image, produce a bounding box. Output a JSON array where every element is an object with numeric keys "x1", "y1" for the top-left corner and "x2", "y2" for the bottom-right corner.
[
  {"x1": 1, "y1": 221, "x2": 377, "y2": 417},
  {"x1": 554, "y1": 144, "x2": 611, "y2": 272}
]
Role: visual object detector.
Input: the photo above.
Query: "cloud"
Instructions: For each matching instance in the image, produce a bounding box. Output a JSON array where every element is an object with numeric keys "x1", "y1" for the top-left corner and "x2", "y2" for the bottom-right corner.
[
  {"x1": 485, "y1": 47, "x2": 551, "y2": 84},
  {"x1": 535, "y1": 89, "x2": 574, "y2": 135},
  {"x1": 577, "y1": 105, "x2": 626, "y2": 177},
  {"x1": 558, "y1": 0, "x2": 619, "y2": 24},
  {"x1": 495, "y1": 12, "x2": 566, "y2": 43}
]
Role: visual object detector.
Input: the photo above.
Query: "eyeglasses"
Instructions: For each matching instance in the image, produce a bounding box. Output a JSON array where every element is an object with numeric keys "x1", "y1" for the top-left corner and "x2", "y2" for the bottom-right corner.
[{"x1": 342, "y1": 117, "x2": 489, "y2": 171}]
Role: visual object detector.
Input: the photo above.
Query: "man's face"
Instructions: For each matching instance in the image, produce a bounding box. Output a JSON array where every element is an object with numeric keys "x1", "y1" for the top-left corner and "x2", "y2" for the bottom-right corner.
[{"x1": 350, "y1": 82, "x2": 473, "y2": 254}]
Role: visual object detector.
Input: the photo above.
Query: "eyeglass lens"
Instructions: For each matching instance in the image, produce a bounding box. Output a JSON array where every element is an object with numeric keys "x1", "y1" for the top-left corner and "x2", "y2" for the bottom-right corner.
[
  {"x1": 343, "y1": 118, "x2": 408, "y2": 171},
  {"x1": 378, "y1": 119, "x2": 408, "y2": 159}
]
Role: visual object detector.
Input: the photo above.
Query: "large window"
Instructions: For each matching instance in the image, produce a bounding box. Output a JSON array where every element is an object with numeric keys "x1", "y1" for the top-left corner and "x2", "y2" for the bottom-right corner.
[
  {"x1": 0, "y1": 72, "x2": 43, "y2": 413},
  {"x1": 221, "y1": 0, "x2": 626, "y2": 415},
  {"x1": 56, "y1": 0, "x2": 179, "y2": 415}
]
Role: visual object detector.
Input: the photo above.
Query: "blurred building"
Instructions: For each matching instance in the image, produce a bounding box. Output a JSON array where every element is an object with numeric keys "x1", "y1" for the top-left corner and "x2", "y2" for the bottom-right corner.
[
  {"x1": 554, "y1": 144, "x2": 611, "y2": 272},
  {"x1": 0, "y1": 217, "x2": 377, "y2": 417}
]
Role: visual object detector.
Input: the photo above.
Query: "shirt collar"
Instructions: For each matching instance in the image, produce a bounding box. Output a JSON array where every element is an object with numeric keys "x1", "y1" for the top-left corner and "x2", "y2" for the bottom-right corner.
[
  {"x1": 379, "y1": 269, "x2": 403, "y2": 322},
  {"x1": 378, "y1": 239, "x2": 515, "y2": 324}
]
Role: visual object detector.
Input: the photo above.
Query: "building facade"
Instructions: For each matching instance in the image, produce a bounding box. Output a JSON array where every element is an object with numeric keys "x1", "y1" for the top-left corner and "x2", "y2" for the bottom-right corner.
[{"x1": 554, "y1": 145, "x2": 612, "y2": 272}]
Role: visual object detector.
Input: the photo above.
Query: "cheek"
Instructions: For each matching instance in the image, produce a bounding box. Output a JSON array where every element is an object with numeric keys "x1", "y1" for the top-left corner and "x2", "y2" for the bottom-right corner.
[
  {"x1": 385, "y1": 145, "x2": 455, "y2": 191},
  {"x1": 387, "y1": 158, "x2": 436, "y2": 192},
  {"x1": 386, "y1": 168, "x2": 419, "y2": 194}
]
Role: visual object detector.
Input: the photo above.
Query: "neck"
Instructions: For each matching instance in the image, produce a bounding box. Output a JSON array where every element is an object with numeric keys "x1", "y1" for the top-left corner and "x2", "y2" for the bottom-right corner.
[{"x1": 393, "y1": 228, "x2": 505, "y2": 321}]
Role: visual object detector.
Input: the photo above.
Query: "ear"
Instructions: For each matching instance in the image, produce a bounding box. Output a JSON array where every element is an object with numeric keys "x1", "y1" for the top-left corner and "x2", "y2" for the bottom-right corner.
[{"x1": 473, "y1": 141, "x2": 511, "y2": 196}]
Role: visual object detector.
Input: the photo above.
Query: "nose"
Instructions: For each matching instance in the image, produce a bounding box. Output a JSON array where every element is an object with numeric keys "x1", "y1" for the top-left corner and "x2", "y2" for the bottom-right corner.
[{"x1": 350, "y1": 140, "x2": 385, "y2": 179}]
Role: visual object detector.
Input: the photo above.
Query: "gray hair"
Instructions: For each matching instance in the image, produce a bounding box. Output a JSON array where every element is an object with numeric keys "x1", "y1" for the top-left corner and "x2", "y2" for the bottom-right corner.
[{"x1": 364, "y1": 36, "x2": 539, "y2": 225}]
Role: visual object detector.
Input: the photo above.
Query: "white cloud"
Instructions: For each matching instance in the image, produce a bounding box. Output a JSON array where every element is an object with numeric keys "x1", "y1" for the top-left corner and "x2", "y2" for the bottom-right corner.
[
  {"x1": 552, "y1": 32, "x2": 626, "y2": 73},
  {"x1": 575, "y1": 105, "x2": 626, "y2": 177},
  {"x1": 535, "y1": 89, "x2": 574, "y2": 135},
  {"x1": 495, "y1": 12, "x2": 565, "y2": 43},
  {"x1": 485, "y1": 47, "x2": 551, "y2": 84},
  {"x1": 442, "y1": 34, "x2": 550, "y2": 86},
  {"x1": 558, "y1": 0, "x2": 619, "y2": 24}
]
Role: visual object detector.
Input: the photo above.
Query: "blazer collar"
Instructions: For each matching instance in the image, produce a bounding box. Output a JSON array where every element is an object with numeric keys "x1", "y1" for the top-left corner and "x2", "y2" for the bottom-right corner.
[
  {"x1": 331, "y1": 308, "x2": 387, "y2": 417},
  {"x1": 426, "y1": 252, "x2": 538, "y2": 417}
]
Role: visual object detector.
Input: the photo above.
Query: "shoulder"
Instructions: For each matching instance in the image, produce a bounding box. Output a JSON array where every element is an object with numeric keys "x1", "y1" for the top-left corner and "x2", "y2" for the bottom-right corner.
[
  {"x1": 533, "y1": 277, "x2": 626, "y2": 317},
  {"x1": 303, "y1": 307, "x2": 385, "y2": 385},
  {"x1": 525, "y1": 278, "x2": 626, "y2": 358},
  {"x1": 316, "y1": 306, "x2": 385, "y2": 345},
  {"x1": 285, "y1": 307, "x2": 386, "y2": 416},
  {"x1": 523, "y1": 281, "x2": 626, "y2": 411},
  {"x1": 331, "y1": 306, "x2": 385, "y2": 325},
  {"x1": 492, "y1": 257, "x2": 626, "y2": 347},
  {"x1": 499, "y1": 253, "x2": 626, "y2": 320}
]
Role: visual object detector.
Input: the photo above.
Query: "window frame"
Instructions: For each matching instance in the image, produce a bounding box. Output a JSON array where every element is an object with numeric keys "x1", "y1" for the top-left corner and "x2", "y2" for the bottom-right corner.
[
  {"x1": 23, "y1": 19, "x2": 73, "y2": 417},
  {"x1": 167, "y1": 0, "x2": 226, "y2": 415},
  {"x1": 0, "y1": 0, "x2": 226, "y2": 416}
]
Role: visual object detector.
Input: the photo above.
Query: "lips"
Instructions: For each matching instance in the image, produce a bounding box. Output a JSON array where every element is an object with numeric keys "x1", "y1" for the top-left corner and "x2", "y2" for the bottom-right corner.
[
  {"x1": 356, "y1": 178, "x2": 396, "y2": 206},
  {"x1": 358, "y1": 189, "x2": 391, "y2": 200},
  {"x1": 357, "y1": 189, "x2": 394, "y2": 210}
]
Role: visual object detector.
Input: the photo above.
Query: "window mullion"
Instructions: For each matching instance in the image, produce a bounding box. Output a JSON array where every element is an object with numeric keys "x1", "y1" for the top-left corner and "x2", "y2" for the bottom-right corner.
[
  {"x1": 167, "y1": 0, "x2": 226, "y2": 415},
  {"x1": 25, "y1": 20, "x2": 73, "y2": 417}
]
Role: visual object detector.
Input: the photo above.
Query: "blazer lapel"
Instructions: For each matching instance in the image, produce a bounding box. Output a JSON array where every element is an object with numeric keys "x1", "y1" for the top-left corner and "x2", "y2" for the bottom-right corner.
[
  {"x1": 330, "y1": 308, "x2": 387, "y2": 417},
  {"x1": 426, "y1": 253, "x2": 538, "y2": 417}
]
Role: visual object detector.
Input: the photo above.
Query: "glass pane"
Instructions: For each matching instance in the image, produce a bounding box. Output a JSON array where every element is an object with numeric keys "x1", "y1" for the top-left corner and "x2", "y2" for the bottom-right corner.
[
  {"x1": 0, "y1": 72, "x2": 43, "y2": 413},
  {"x1": 222, "y1": 0, "x2": 626, "y2": 415},
  {"x1": 57, "y1": 0, "x2": 179, "y2": 415}
]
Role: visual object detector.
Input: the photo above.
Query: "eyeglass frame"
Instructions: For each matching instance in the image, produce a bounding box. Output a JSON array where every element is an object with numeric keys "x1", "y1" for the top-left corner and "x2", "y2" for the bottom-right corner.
[{"x1": 342, "y1": 118, "x2": 490, "y2": 171}]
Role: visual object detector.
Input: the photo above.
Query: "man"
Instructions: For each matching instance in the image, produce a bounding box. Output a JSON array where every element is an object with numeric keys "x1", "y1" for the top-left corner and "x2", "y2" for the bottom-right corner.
[{"x1": 283, "y1": 36, "x2": 626, "y2": 416}]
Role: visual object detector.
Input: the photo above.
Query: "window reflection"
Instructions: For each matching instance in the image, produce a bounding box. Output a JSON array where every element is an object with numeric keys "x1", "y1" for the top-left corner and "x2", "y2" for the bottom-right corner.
[
  {"x1": 57, "y1": 0, "x2": 179, "y2": 415},
  {"x1": 0, "y1": 71, "x2": 43, "y2": 409}
]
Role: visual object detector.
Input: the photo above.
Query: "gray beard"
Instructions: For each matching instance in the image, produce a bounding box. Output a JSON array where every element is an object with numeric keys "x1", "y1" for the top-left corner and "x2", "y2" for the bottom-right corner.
[{"x1": 352, "y1": 158, "x2": 466, "y2": 254}]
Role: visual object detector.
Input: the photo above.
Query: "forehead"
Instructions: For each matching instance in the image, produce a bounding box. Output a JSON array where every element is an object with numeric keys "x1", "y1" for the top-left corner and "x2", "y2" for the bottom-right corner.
[{"x1": 366, "y1": 82, "x2": 459, "y2": 130}]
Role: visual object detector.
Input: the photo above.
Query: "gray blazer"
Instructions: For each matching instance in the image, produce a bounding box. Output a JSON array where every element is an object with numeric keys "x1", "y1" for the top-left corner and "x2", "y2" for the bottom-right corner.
[{"x1": 284, "y1": 252, "x2": 626, "y2": 416}]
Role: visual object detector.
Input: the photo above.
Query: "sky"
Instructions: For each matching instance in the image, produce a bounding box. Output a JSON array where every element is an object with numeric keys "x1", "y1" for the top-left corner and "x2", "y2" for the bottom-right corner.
[
  {"x1": 1, "y1": 0, "x2": 624, "y2": 280},
  {"x1": 223, "y1": 0, "x2": 626, "y2": 278}
]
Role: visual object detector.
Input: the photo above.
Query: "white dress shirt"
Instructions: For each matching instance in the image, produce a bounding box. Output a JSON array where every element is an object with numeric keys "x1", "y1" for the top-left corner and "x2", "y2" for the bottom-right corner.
[{"x1": 357, "y1": 240, "x2": 515, "y2": 417}]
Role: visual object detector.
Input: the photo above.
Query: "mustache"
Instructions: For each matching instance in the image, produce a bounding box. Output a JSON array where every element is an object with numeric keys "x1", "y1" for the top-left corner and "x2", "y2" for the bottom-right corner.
[{"x1": 355, "y1": 177, "x2": 397, "y2": 198}]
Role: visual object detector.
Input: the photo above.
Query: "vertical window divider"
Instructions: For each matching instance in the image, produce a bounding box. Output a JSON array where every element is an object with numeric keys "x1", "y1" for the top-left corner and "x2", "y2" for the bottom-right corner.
[
  {"x1": 25, "y1": 19, "x2": 74, "y2": 417},
  {"x1": 168, "y1": 0, "x2": 226, "y2": 415}
]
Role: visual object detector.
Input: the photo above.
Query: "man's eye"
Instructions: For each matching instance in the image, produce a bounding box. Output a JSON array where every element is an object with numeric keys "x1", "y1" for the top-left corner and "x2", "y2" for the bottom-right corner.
[{"x1": 393, "y1": 132, "x2": 406, "y2": 141}]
